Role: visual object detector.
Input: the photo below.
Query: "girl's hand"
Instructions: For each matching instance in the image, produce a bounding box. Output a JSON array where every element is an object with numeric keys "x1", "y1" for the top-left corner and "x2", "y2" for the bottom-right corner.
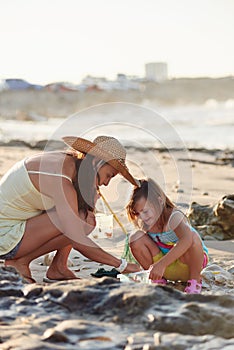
[
  {"x1": 122, "y1": 263, "x2": 141, "y2": 274},
  {"x1": 149, "y1": 261, "x2": 166, "y2": 280}
]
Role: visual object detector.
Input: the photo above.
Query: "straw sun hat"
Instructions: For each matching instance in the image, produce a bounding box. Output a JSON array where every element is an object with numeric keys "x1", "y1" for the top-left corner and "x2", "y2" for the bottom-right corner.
[{"x1": 62, "y1": 135, "x2": 139, "y2": 186}]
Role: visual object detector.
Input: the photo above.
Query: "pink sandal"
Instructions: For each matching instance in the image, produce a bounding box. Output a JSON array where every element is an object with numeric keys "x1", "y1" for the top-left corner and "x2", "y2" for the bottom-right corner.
[
  {"x1": 151, "y1": 278, "x2": 167, "y2": 285},
  {"x1": 184, "y1": 279, "x2": 202, "y2": 294}
]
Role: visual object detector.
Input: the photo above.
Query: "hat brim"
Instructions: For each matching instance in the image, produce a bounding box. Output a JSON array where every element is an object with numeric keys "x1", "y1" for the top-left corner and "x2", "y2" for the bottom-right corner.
[{"x1": 62, "y1": 136, "x2": 139, "y2": 187}]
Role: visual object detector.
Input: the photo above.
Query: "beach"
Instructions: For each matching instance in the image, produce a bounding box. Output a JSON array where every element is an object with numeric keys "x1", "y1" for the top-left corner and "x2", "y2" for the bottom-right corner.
[
  {"x1": 1, "y1": 0, "x2": 234, "y2": 345},
  {"x1": 0, "y1": 143, "x2": 233, "y2": 349},
  {"x1": 0, "y1": 88, "x2": 234, "y2": 348}
]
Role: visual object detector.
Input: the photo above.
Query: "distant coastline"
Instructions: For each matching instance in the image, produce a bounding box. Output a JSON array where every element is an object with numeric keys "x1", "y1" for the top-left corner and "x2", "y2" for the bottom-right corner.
[{"x1": 0, "y1": 77, "x2": 234, "y2": 120}]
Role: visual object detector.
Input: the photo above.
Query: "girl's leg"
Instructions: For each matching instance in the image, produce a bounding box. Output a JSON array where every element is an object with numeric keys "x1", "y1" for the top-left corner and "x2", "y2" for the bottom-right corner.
[
  {"x1": 129, "y1": 231, "x2": 160, "y2": 270},
  {"x1": 180, "y1": 234, "x2": 204, "y2": 282}
]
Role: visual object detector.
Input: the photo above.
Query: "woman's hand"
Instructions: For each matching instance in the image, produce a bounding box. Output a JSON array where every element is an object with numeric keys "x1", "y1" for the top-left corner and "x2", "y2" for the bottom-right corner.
[
  {"x1": 86, "y1": 210, "x2": 96, "y2": 226},
  {"x1": 149, "y1": 261, "x2": 166, "y2": 281},
  {"x1": 83, "y1": 210, "x2": 96, "y2": 235},
  {"x1": 122, "y1": 262, "x2": 140, "y2": 274}
]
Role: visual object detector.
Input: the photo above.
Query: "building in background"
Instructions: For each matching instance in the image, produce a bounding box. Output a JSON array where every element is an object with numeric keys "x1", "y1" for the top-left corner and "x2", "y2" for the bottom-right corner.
[
  {"x1": 145, "y1": 62, "x2": 168, "y2": 82},
  {"x1": 81, "y1": 74, "x2": 141, "y2": 91},
  {"x1": 0, "y1": 78, "x2": 42, "y2": 90}
]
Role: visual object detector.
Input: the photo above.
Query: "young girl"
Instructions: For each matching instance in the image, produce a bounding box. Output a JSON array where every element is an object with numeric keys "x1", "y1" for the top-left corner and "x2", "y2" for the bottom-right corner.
[{"x1": 126, "y1": 179, "x2": 209, "y2": 294}]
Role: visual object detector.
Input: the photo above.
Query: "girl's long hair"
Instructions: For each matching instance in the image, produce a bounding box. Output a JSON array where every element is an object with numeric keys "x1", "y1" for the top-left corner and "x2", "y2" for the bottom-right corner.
[{"x1": 126, "y1": 178, "x2": 175, "y2": 230}]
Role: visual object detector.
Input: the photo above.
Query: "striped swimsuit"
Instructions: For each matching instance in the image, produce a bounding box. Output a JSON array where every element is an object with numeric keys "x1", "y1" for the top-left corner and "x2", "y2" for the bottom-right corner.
[
  {"x1": 148, "y1": 227, "x2": 208, "y2": 256},
  {"x1": 148, "y1": 211, "x2": 209, "y2": 268}
]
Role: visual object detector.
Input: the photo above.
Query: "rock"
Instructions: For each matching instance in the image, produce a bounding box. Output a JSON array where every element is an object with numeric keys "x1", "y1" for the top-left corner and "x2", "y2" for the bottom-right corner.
[
  {"x1": 153, "y1": 332, "x2": 234, "y2": 350},
  {"x1": 145, "y1": 296, "x2": 234, "y2": 339},
  {"x1": 0, "y1": 267, "x2": 234, "y2": 349},
  {"x1": 42, "y1": 329, "x2": 69, "y2": 343},
  {"x1": 187, "y1": 195, "x2": 234, "y2": 240},
  {"x1": 202, "y1": 264, "x2": 233, "y2": 285},
  {"x1": 125, "y1": 332, "x2": 156, "y2": 349},
  {"x1": 228, "y1": 265, "x2": 234, "y2": 274},
  {"x1": 0, "y1": 266, "x2": 24, "y2": 298}
]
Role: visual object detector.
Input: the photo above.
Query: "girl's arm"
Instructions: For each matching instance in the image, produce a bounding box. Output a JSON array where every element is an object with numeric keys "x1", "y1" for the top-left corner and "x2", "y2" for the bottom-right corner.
[
  {"x1": 149, "y1": 212, "x2": 193, "y2": 279},
  {"x1": 158, "y1": 220, "x2": 193, "y2": 267}
]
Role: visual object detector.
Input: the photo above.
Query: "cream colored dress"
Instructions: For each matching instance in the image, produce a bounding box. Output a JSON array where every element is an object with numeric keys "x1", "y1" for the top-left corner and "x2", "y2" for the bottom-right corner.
[{"x1": 0, "y1": 158, "x2": 71, "y2": 255}]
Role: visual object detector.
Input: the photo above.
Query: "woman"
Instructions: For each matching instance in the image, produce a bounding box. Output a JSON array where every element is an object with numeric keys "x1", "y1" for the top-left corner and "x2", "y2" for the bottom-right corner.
[{"x1": 0, "y1": 135, "x2": 140, "y2": 282}]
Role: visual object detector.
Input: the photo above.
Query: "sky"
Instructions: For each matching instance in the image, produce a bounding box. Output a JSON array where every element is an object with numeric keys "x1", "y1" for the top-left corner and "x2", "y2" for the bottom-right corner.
[{"x1": 0, "y1": 0, "x2": 234, "y2": 85}]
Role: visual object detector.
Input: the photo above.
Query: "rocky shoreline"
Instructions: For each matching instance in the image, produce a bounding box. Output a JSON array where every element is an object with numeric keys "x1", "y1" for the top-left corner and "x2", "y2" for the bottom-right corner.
[
  {"x1": 0, "y1": 264, "x2": 234, "y2": 350},
  {"x1": 0, "y1": 139, "x2": 233, "y2": 166}
]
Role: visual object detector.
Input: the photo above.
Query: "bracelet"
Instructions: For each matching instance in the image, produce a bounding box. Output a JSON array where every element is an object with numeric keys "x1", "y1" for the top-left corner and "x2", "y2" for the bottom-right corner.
[{"x1": 116, "y1": 258, "x2": 128, "y2": 273}]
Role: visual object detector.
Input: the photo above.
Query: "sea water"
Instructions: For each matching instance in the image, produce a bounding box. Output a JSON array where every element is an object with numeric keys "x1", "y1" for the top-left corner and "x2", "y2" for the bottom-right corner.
[{"x1": 0, "y1": 101, "x2": 233, "y2": 150}]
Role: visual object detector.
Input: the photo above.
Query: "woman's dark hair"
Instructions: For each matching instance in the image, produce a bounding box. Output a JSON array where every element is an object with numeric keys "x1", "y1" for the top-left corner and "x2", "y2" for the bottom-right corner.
[
  {"x1": 65, "y1": 150, "x2": 97, "y2": 218},
  {"x1": 74, "y1": 154, "x2": 97, "y2": 217}
]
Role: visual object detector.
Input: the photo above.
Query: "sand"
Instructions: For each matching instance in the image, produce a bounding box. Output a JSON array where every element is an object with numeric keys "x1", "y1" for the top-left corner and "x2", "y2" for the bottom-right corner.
[
  {"x1": 0, "y1": 145, "x2": 233, "y2": 292},
  {"x1": 0, "y1": 144, "x2": 233, "y2": 349}
]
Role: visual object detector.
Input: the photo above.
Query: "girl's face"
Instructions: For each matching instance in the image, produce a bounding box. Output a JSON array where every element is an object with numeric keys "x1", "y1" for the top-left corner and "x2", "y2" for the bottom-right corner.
[
  {"x1": 134, "y1": 196, "x2": 160, "y2": 230},
  {"x1": 97, "y1": 164, "x2": 118, "y2": 187}
]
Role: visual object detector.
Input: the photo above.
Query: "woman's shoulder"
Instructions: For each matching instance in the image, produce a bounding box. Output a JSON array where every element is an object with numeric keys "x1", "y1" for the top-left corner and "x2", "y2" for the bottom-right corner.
[{"x1": 26, "y1": 151, "x2": 76, "y2": 174}]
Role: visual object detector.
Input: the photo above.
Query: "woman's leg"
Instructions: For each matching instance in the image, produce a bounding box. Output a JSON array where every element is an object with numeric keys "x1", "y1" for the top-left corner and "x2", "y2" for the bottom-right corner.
[
  {"x1": 45, "y1": 244, "x2": 78, "y2": 280},
  {"x1": 129, "y1": 231, "x2": 160, "y2": 270},
  {"x1": 5, "y1": 210, "x2": 77, "y2": 281}
]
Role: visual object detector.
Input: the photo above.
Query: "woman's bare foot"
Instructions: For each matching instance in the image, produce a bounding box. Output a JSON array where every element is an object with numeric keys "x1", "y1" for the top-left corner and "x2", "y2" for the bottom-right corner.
[
  {"x1": 46, "y1": 263, "x2": 78, "y2": 281},
  {"x1": 4, "y1": 259, "x2": 35, "y2": 283}
]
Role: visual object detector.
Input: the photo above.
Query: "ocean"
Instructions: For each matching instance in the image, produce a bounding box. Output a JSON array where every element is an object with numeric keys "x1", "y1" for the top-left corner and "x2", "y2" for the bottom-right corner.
[{"x1": 0, "y1": 100, "x2": 233, "y2": 150}]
